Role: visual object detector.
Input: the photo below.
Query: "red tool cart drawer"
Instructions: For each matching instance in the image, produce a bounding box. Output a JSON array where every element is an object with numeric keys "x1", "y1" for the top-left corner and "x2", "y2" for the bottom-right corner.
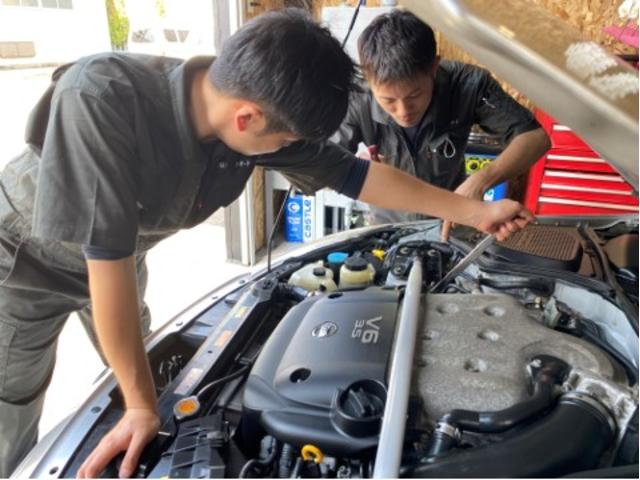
[
  {"x1": 535, "y1": 110, "x2": 592, "y2": 150},
  {"x1": 526, "y1": 108, "x2": 639, "y2": 216},
  {"x1": 543, "y1": 149, "x2": 617, "y2": 174}
]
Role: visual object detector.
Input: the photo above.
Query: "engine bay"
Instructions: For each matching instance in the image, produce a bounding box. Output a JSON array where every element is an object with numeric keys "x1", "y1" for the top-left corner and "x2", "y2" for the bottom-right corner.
[{"x1": 20, "y1": 222, "x2": 640, "y2": 478}]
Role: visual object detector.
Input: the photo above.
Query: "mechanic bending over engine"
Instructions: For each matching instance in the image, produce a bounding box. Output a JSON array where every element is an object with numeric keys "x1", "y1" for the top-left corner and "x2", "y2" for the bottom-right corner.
[
  {"x1": 0, "y1": 8, "x2": 534, "y2": 479},
  {"x1": 332, "y1": 9, "x2": 551, "y2": 239}
]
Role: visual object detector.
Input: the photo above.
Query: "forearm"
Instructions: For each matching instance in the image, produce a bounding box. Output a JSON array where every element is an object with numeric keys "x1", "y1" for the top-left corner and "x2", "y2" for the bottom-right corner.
[
  {"x1": 87, "y1": 257, "x2": 156, "y2": 411},
  {"x1": 476, "y1": 128, "x2": 550, "y2": 189},
  {"x1": 359, "y1": 161, "x2": 483, "y2": 227}
]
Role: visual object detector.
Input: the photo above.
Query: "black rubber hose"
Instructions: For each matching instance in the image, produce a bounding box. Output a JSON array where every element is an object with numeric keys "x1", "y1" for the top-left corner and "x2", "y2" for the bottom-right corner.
[
  {"x1": 196, "y1": 364, "x2": 251, "y2": 401},
  {"x1": 238, "y1": 460, "x2": 260, "y2": 478},
  {"x1": 440, "y1": 356, "x2": 567, "y2": 436},
  {"x1": 277, "y1": 284, "x2": 307, "y2": 302},
  {"x1": 406, "y1": 397, "x2": 615, "y2": 478},
  {"x1": 442, "y1": 379, "x2": 555, "y2": 433}
]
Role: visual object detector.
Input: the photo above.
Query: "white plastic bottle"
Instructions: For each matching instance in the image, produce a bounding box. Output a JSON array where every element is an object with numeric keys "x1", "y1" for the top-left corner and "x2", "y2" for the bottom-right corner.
[
  {"x1": 339, "y1": 256, "x2": 375, "y2": 288},
  {"x1": 288, "y1": 261, "x2": 338, "y2": 292}
]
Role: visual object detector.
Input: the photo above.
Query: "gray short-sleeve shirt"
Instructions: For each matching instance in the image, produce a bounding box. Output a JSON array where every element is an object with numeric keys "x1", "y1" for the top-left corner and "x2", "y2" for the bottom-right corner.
[
  {"x1": 332, "y1": 60, "x2": 541, "y2": 224},
  {"x1": 22, "y1": 53, "x2": 363, "y2": 256}
]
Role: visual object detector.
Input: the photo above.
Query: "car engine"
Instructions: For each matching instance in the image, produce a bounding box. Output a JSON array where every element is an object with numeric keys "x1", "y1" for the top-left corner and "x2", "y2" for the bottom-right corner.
[
  {"x1": 235, "y1": 225, "x2": 638, "y2": 478},
  {"x1": 15, "y1": 222, "x2": 639, "y2": 479}
]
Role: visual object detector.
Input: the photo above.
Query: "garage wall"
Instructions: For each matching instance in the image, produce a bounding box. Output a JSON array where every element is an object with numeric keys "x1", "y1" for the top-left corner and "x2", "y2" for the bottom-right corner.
[{"x1": 437, "y1": 0, "x2": 635, "y2": 108}]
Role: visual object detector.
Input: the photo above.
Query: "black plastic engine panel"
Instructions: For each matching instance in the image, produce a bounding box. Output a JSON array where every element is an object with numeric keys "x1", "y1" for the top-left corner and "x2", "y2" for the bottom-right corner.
[{"x1": 242, "y1": 287, "x2": 400, "y2": 455}]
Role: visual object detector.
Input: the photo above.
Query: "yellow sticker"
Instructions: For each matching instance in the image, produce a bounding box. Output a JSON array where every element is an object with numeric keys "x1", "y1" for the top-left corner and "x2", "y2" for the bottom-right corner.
[{"x1": 214, "y1": 329, "x2": 233, "y2": 347}]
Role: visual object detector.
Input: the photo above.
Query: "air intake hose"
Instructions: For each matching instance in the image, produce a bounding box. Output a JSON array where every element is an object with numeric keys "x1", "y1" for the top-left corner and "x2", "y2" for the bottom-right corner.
[
  {"x1": 406, "y1": 392, "x2": 616, "y2": 478},
  {"x1": 427, "y1": 355, "x2": 569, "y2": 457}
]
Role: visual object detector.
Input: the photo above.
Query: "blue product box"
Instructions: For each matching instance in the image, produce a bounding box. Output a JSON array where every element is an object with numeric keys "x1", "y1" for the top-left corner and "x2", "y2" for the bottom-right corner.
[
  {"x1": 285, "y1": 194, "x2": 303, "y2": 243},
  {"x1": 483, "y1": 181, "x2": 508, "y2": 201},
  {"x1": 285, "y1": 193, "x2": 315, "y2": 243}
]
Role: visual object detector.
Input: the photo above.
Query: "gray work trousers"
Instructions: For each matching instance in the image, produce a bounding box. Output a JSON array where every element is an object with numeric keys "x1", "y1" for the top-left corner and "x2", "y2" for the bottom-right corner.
[
  {"x1": 0, "y1": 256, "x2": 150, "y2": 478},
  {"x1": 0, "y1": 147, "x2": 155, "y2": 476}
]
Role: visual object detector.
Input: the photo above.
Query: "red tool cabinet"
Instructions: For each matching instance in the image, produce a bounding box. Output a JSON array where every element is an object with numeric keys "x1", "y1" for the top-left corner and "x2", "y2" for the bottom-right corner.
[{"x1": 524, "y1": 109, "x2": 639, "y2": 216}]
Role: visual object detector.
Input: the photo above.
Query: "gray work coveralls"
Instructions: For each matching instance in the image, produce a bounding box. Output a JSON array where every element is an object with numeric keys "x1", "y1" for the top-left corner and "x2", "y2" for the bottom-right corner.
[
  {"x1": 333, "y1": 60, "x2": 541, "y2": 225},
  {"x1": 0, "y1": 53, "x2": 362, "y2": 476}
]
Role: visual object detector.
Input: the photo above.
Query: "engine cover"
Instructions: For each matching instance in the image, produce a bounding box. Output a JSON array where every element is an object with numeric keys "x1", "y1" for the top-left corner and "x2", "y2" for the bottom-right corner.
[
  {"x1": 414, "y1": 293, "x2": 619, "y2": 421},
  {"x1": 242, "y1": 288, "x2": 400, "y2": 455}
]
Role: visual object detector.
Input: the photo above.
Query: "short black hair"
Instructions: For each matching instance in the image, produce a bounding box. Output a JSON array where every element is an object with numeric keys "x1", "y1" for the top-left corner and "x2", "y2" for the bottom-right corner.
[
  {"x1": 358, "y1": 9, "x2": 437, "y2": 84},
  {"x1": 209, "y1": 8, "x2": 357, "y2": 142}
]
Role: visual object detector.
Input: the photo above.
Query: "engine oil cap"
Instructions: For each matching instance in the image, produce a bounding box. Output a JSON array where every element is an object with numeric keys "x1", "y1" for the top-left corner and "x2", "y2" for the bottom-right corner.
[
  {"x1": 344, "y1": 256, "x2": 368, "y2": 271},
  {"x1": 330, "y1": 379, "x2": 386, "y2": 437}
]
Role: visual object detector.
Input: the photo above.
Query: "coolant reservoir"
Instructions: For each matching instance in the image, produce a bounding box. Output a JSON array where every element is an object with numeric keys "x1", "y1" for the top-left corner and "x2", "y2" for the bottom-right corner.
[
  {"x1": 288, "y1": 261, "x2": 337, "y2": 292},
  {"x1": 327, "y1": 251, "x2": 349, "y2": 281},
  {"x1": 339, "y1": 256, "x2": 375, "y2": 288}
]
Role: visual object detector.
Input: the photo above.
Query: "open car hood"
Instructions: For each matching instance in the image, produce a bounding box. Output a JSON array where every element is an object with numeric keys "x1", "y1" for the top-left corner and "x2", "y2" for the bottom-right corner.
[{"x1": 402, "y1": 0, "x2": 639, "y2": 190}]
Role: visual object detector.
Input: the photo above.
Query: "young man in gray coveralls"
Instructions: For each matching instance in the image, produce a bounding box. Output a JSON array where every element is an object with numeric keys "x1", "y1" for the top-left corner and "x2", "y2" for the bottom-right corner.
[
  {"x1": 0, "y1": 9, "x2": 533, "y2": 478},
  {"x1": 333, "y1": 10, "x2": 550, "y2": 238}
]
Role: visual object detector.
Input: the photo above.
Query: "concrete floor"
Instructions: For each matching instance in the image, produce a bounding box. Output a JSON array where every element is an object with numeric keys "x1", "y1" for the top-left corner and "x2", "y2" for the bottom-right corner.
[{"x1": 0, "y1": 67, "x2": 255, "y2": 439}]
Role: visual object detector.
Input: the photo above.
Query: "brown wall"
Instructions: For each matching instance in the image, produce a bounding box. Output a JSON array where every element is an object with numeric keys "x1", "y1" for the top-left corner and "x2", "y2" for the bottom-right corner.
[{"x1": 433, "y1": 0, "x2": 635, "y2": 108}]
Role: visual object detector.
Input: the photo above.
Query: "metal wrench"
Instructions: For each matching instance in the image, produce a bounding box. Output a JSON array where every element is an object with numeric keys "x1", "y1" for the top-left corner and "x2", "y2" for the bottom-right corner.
[{"x1": 430, "y1": 234, "x2": 496, "y2": 292}]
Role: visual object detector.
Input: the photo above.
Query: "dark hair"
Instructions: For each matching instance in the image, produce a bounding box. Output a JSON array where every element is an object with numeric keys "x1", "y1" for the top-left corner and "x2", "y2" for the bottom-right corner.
[
  {"x1": 209, "y1": 8, "x2": 357, "y2": 142},
  {"x1": 358, "y1": 9, "x2": 437, "y2": 84}
]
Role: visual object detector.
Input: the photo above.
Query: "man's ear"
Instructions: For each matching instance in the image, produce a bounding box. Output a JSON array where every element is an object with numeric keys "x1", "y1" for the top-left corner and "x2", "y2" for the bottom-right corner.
[
  {"x1": 234, "y1": 103, "x2": 266, "y2": 133},
  {"x1": 430, "y1": 56, "x2": 441, "y2": 76}
]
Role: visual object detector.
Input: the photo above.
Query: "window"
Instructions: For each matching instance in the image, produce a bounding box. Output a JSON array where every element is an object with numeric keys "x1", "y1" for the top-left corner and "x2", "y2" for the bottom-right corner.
[
  {"x1": 41, "y1": 0, "x2": 73, "y2": 8},
  {"x1": 162, "y1": 30, "x2": 191, "y2": 43},
  {"x1": 163, "y1": 29, "x2": 178, "y2": 42},
  {"x1": 1, "y1": 0, "x2": 73, "y2": 7},
  {"x1": 132, "y1": 29, "x2": 155, "y2": 43}
]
